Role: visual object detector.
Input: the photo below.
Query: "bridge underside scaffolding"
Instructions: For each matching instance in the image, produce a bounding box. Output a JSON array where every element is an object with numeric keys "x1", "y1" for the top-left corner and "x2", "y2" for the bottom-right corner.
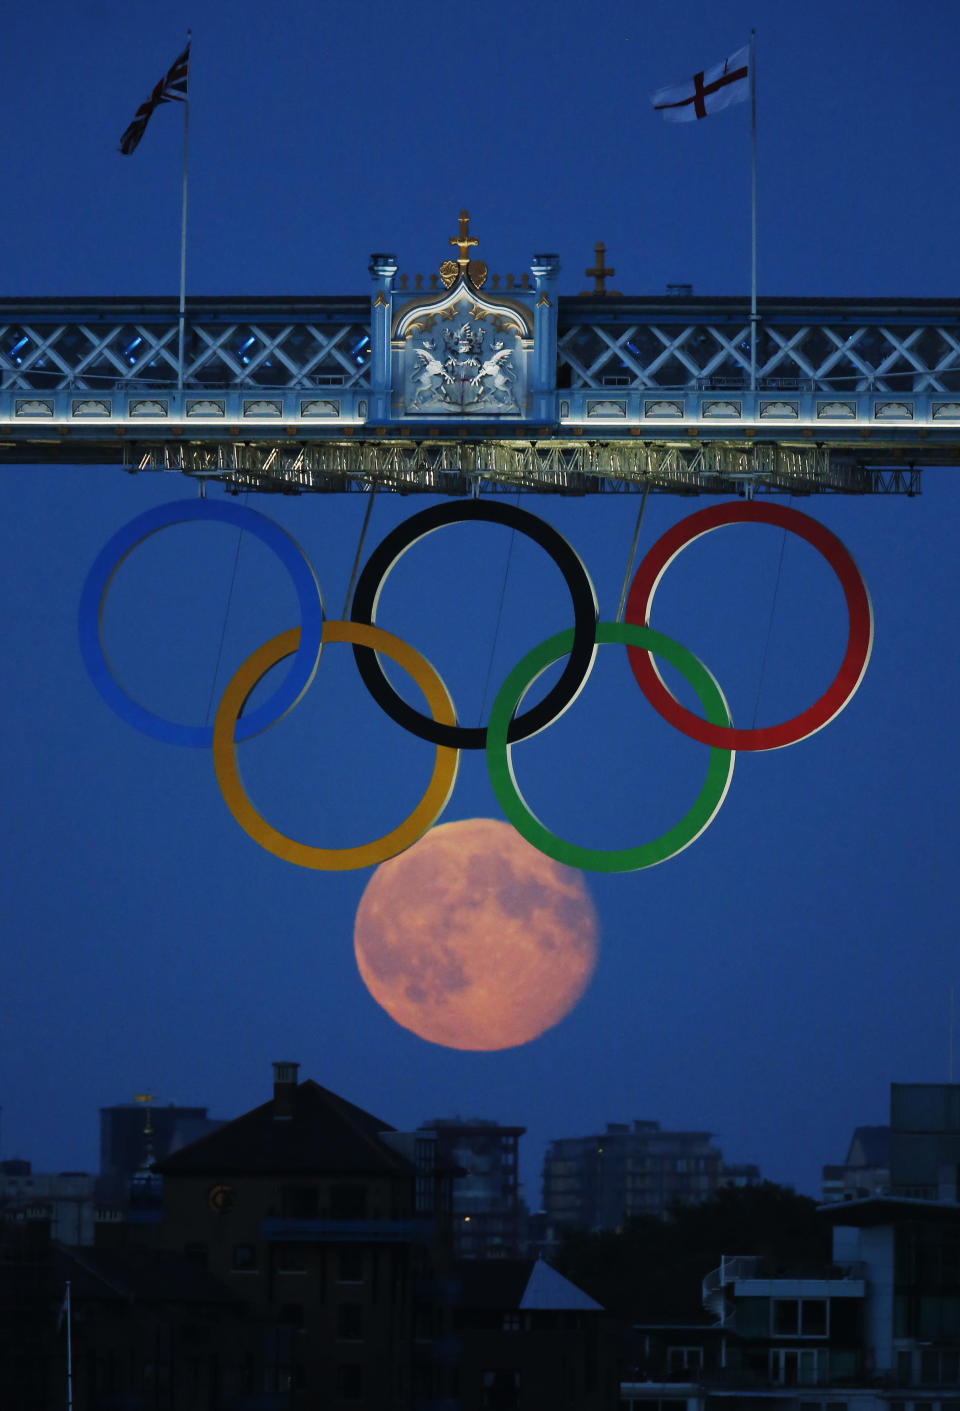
[{"x1": 113, "y1": 439, "x2": 921, "y2": 497}]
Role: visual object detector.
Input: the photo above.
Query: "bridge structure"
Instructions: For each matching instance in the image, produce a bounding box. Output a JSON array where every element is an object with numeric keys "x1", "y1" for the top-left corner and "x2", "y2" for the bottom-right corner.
[{"x1": 1, "y1": 214, "x2": 956, "y2": 498}]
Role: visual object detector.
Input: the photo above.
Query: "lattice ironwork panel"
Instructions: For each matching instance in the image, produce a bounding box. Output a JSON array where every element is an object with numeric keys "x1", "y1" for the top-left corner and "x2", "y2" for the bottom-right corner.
[
  {"x1": 0, "y1": 320, "x2": 371, "y2": 391},
  {"x1": 558, "y1": 320, "x2": 960, "y2": 393}
]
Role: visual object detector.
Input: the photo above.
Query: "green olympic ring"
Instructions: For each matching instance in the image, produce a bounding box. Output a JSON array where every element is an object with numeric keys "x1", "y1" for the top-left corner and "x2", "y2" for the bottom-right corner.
[{"x1": 485, "y1": 621, "x2": 735, "y2": 874}]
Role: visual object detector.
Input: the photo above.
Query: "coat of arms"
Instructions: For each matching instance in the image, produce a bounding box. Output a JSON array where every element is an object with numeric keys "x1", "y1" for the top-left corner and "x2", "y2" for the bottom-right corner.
[{"x1": 410, "y1": 321, "x2": 518, "y2": 413}]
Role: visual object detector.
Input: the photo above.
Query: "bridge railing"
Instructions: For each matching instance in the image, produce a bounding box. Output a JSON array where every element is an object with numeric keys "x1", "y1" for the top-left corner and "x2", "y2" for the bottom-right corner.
[{"x1": 4, "y1": 297, "x2": 960, "y2": 398}]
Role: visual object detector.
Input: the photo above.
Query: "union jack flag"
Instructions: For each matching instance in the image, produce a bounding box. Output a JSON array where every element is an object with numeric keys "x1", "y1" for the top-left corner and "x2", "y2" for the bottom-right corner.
[{"x1": 120, "y1": 42, "x2": 190, "y2": 155}]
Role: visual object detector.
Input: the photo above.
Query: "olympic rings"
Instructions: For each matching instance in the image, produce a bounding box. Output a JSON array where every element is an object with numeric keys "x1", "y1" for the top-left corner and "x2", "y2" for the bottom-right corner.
[
  {"x1": 212, "y1": 620, "x2": 459, "y2": 871},
  {"x1": 78, "y1": 500, "x2": 325, "y2": 748},
  {"x1": 486, "y1": 622, "x2": 735, "y2": 873},
  {"x1": 80, "y1": 497, "x2": 873, "y2": 874},
  {"x1": 624, "y1": 502, "x2": 874, "y2": 751},
  {"x1": 349, "y1": 500, "x2": 598, "y2": 750}
]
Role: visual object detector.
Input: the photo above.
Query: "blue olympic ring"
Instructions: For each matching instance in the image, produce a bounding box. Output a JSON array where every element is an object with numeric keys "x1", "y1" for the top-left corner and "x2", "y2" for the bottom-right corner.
[{"x1": 78, "y1": 500, "x2": 325, "y2": 748}]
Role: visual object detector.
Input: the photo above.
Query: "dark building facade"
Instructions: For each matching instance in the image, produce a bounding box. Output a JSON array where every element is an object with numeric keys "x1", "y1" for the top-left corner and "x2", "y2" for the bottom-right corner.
[
  {"x1": 542, "y1": 1120, "x2": 754, "y2": 1230},
  {"x1": 420, "y1": 1118, "x2": 525, "y2": 1259},
  {"x1": 0, "y1": 1064, "x2": 614, "y2": 1411}
]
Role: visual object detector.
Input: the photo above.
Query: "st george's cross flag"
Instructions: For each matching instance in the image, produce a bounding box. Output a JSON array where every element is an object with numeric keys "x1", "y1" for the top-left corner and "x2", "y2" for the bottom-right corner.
[
  {"x1": 650, "y1": 45, "x2": 750, "y2": 122},
  {"x1": 120, "y1": 43, "x2": 190, "y2": 154}
]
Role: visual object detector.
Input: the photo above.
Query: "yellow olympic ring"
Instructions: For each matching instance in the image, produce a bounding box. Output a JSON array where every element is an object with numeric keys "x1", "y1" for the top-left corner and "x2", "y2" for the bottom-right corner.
[{"x1": 212, "y1": 620, "x2": 460, "y2": 872}]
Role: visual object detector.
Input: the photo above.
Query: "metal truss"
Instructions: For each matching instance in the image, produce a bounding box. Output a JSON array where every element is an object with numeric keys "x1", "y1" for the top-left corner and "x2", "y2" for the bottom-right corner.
[
  {"x1": 558, "y1": 314, "x2": 960, "y2": 394},
  {"x1": 0, "y1": 315, "x2": 371, "y2": 392},
  {"x1": 122, "y1": 439, "x2": 921, "y2": 497}
]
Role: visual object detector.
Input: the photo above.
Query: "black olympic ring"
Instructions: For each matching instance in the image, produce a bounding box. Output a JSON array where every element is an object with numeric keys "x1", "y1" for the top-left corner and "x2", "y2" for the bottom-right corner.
[{"x1": 349, "y1": 500, "x2": 599, "y2": 750}]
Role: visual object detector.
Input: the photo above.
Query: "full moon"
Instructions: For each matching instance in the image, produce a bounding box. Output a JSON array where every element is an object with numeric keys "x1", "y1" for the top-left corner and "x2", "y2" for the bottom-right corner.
[{"x1": 353, "y1": 818, "x2": 599, "y2": 1050}]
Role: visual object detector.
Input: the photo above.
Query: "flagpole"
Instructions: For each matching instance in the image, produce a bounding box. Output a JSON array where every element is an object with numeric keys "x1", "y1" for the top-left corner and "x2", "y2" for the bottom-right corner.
[
  {"x1": 65, "y1": 1280, "x2": 73, "y2": 1411},
  {"x1": 749, "y1": 28, "x2": 758, "y2": 392},
  {"x1": 177, "y1": 30, "x2": 191, "y2": 391}
]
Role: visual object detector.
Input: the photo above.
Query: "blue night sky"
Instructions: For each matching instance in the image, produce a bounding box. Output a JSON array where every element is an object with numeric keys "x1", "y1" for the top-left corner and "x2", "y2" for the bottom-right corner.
[{"x1": 2, "y1": 0, "x2": 959, "y2": 1205}]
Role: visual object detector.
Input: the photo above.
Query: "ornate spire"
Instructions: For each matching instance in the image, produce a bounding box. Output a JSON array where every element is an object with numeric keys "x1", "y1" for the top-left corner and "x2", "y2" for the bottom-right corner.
[{"x1": 440, "y1": 209, "x2": 488, "y2": 290}]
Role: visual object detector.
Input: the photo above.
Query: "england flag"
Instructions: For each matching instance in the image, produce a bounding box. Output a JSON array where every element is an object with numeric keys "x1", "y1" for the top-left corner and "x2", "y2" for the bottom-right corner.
[{"x1": 651, "y1": 45, "x2": 750, "y2": 123}]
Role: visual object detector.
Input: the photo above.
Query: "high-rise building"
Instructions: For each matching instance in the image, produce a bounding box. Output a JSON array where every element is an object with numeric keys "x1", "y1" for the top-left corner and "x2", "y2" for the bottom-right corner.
[
  {"x1": 542, "y1": 1119, "x2": 742, "y2": 1229},
  {"x1": 889, "y1": 1082, "x2": 960, "y2": 1198},
  {"x1": 419, "y1": 1116, "x2": 525, "y2": 1257}
]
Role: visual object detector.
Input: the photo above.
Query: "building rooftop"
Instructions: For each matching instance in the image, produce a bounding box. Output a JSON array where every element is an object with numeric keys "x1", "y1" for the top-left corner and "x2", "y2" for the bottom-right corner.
[
  {"x1": 454, "y1": 1258, "x2": 603, "y2": 1312},
  {"x1": 845, "y1": 1125, "x2": 890, "y2": 1167},
  {"x1": 154, "y1": 1079, "x2": 409, "y2": 1179},
  {"x1": 817, "y1": 1194, "x2": 960, "y2": 1226}
]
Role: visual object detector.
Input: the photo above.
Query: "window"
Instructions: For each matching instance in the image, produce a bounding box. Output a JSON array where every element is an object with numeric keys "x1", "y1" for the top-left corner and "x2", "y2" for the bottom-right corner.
[
  {"x1": 277, "y1": 1244, "x2": 306, "y2": 1272},
  {"x1": 337, "y1": 1248, "x2": 363, "y2": 1282},
  {"x1": 330, "y1": 1184, "x2": 367, "y2": 1219},
  {"x1": 769, "y1": 1348, "x2": 825, "y2": 1385},
  {"x1": 667, "y1": 1347, "x2": 703, "y2": 1373},
  {"x1": 336, "y1": 1364, "x2": 362, "y2": 1400},
  {"x1": 337, "y1": 1304, "x2": 363, "y2": 1341},
  {"x1": 232, "y1": 1243, "x2": 257, "y2": 1271},
  {"x1": 481, "y1": 1369, "x2": 520, "y2": 1410},
  {"x1": 920, "y1": 1349, "x2": 960, "y2": 1384},
  {"x1": 281, "y1": 1186, "x2": 318, "y2": 1219},
  {"x1": 502, "y1": 1313, "x2": 520, "y2": 1331},
  {"x1": 772, "y1": 1297, "x2": 829, "y2": 1337},
  {"x1": 774, "y1": 1300, "x2": 800, "y2": 1335},
  {"x1": 737, "y1": 1296, "x2": 770, "y2": 1336}
]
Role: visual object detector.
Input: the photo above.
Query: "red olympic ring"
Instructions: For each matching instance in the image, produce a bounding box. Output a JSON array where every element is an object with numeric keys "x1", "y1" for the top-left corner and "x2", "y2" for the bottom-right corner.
[{"x1": 624, "y1": 502, "x2": 874, "y2": 751}]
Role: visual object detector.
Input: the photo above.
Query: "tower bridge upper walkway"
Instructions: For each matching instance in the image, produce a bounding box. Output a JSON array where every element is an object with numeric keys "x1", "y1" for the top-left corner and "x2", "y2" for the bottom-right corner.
[{"x1": 2, "y1": 233, "x2": 956, "y2": 496}]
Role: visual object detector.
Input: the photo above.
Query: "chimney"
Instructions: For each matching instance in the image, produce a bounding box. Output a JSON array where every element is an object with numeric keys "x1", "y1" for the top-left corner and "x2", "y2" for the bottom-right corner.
[{"x1": 272, "y1": 1061, "x2": 300, "y2": 1120}]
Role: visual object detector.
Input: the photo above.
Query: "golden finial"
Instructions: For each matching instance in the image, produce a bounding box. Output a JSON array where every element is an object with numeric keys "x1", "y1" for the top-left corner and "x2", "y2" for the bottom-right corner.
[
  {"x1": 583, "y1": 242, "x2": 619, "y2": 296},
  {"x1": 441, "y1": 209, "x2": 488, "y2": 290},
  {"x1": 450, "y1": 209, "x2": 478, "y2": 267}
]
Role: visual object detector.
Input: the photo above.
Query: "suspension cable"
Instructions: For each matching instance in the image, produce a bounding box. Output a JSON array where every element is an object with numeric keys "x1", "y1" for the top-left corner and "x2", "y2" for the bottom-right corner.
[
  {"x1": 476, "y1": 491, "x2": 521, "y2": 726},
  {"x1": 204, "y1": 490, "x2": 248, "y2": 726},
  {"x1": 615, "y1": 480, "x2": 650, "y2": 622},
  {"x1": 342, "y1": 488, "x2": 377, "y2": 619},
  {"x1": 750, "y1": 517, "x2": 789, "y2": 730}
]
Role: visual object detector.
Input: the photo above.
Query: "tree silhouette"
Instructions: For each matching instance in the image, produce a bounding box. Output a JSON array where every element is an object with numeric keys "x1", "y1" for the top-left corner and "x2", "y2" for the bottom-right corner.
[{"x1": 555, "y1": 1182, "x2": 830, "y2": 1322}]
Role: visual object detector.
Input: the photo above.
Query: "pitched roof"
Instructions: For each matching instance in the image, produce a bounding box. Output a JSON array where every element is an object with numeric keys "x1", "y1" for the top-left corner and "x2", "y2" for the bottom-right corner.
[
  {"x1": 519, "y1": 1259, "x2": 603, "y2": 1311},
  {"x1": 57, "y1": 1245, "x2": 234, "y2": 1305},
  {"x1": 845, "y1": 1126, "x2": 890, "y2": 1169},
  {"x1": 453, "y1": 1258, "x2": 603, "y2": 1312},
  {"x1": 154, "y1": 1080, "x2": 411, "y2": 1179}
]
